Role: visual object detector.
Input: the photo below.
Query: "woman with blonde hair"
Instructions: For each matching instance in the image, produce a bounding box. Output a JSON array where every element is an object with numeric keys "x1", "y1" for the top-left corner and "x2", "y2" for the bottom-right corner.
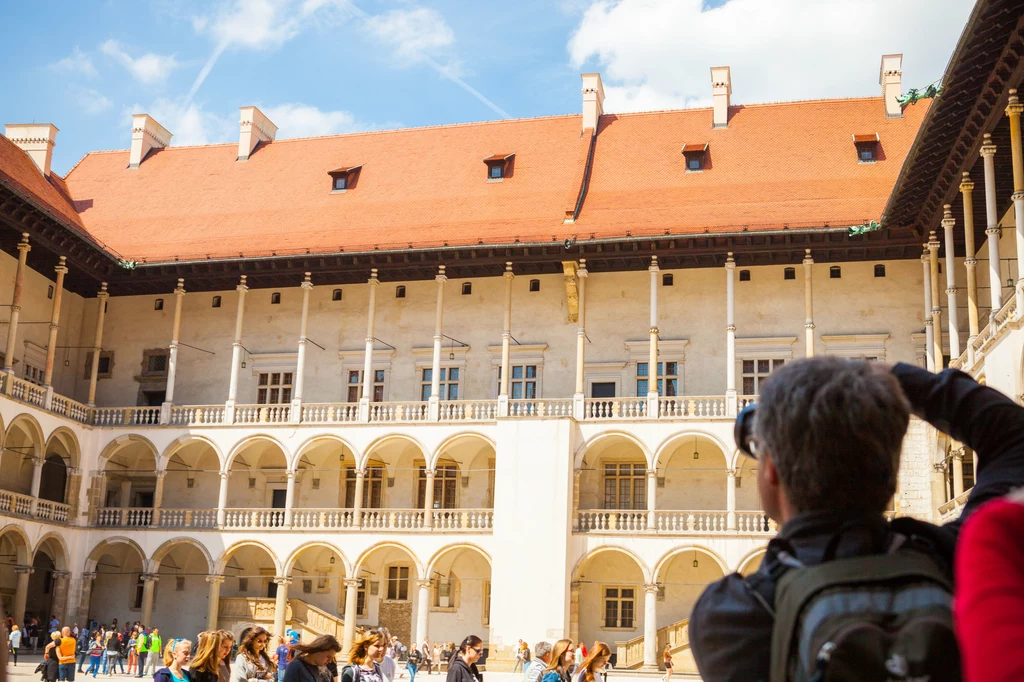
[
  {"x1": 539, "y1": 640, "x2": 574, "y2": 682},
  {"x1": 9, "y1": 624, "x2": 21, "y2": 665},
  {"x1": 189, "y1": 632, "x2": 222, "y2": 682},
  {"x1": 571, "y1": 642, "x2": 610, "y2": 682},
  {"x1": 342, "y1": 630, "x2": 386, "y2": 682},
  {"x1": 216, "y1": 630, "x2": 236, "y2": 682},
  {"x1": 155, "y1": 638, "x2": 193, "y2": 682},
  {"x1": 284, "y1": 634, "x2": 342, "y2": 682}
]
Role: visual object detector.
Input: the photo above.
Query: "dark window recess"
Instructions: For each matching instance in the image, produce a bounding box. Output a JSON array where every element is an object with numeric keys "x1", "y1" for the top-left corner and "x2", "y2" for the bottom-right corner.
[
  {"x1": 739, "y1": 270, "x2": 751, "y2": 282},
  {"x1": 154, "y1": 298, "x2": 164, "y2": 311},
  {"x1": 47, "y1": 285, "x2": 54, "y2": 299},
  {"x1": 830, "y1": 266, "x2": 842, "y2": 279},
  {"x1": 591, "y1": 382, "x2": 616, "y2": 399},
  {"x1": 333, "y1": 288, "x2": 343, "y2": 301},
  {"x1": 212, "y1": 296, "x2": 222, "y2": 308},
  {"x1": 147, "y1": 354, "x2": 168, "y2": 374},
  {"x1": 396, "y1": 285, "x2": 406, "y2": 299},
  {"x1": 784, "y1": 267, "x2": 796, "y2": 280},
  {"x1": 852, "y1": 133, "x2": 879, "y2": 163},
  {"x1": 98, "y1": 355, "x2": 112, "y2": 375},
  {"x1": 874, "y1": 264, "x2": 886, "y2": 278},
  {"x1": 662, "y1": 273, "x2": 674, "y2": 286},
  {"x1": 328, "y1": 165, "x2": 361, "y2": 192},
  {"x1": 462, "y1": 282, "x2": 472, "y2": 295},
  {"x1": 483, "y1": 153, "x2": 514, "y2": 180},
  {"x1": 681, "y1": 142, "x2": 709, "y2": 171},
  {"x1": 529, "y1": 279, "x2": 540, "y2": 292},
  {"x1": 271, "y1": 292, "x2": 281, "y2": 304}
]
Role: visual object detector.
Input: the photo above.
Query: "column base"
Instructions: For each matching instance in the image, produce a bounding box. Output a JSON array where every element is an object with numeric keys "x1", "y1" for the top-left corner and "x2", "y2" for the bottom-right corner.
[
  {"x1": 160, "y1": 402, "x2": 172, "y2": 425},
  {"x1": 497, "y1": 394, "x2": 509, "y2": 417},
  {"x1": 224, "y1": 400, "x2": 236, "y2": 424},
  {"x1": 573, "y1": 392, "x2": 585, "y2": 420},
  {"x1": 290, "y1": 398, "x2": 303, "y2": 424},
  {"x1": 428, "y1": 395, "x2": 440, "y2": 421},
  {"x1": 43, "y1": 385, "x2": 54, "y2": 409},
  {"x1": 647, "y1": 391, "x2": 660, "y2": 419},
  {"x1": 358, "y1": 397, "x2": 370, "y2": 423}
]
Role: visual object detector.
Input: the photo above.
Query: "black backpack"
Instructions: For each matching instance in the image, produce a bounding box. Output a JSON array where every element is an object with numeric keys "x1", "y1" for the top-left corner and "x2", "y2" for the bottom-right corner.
[{"x1": 767, "y1": 532, "x2": 960, "y2": 682}]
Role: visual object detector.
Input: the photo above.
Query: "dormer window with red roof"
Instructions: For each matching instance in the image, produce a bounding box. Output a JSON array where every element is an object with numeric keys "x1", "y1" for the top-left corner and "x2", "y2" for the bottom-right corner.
[
  {"x1": 483, "y1": 153, "x2": 515, "y2": 181},
  {"x1": 328, "y1": 165, "x2": 362, "y2": 193},
  {"x1": 853, "y1": 134, "x2": 879, "y2": 163},
  {"x1": 681, "y1": 143, "x2": 708, "y2": 172}
]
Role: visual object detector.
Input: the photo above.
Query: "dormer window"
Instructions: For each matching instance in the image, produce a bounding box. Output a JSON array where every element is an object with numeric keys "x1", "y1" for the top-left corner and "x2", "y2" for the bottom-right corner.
[
  {"x1": 852, "y1": 134, "x2": 879, "y2": 163},
  {"x1": 328, "y1": 165, "x2": 362, "y2": 193},
  {"x1": 483, "y1": 153, "x2": 514, "y2": 181},
  {"x1": 681, "y1": 142, "x2": 708, "y2": 172}
]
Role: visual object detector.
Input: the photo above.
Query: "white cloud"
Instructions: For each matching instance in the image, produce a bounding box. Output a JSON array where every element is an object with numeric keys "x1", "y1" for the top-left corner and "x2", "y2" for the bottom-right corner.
[
  {"x1": 101, "y1": 40, "x2": 179, "y2": 86},
  {"x1": 71, "y1": 86, "x2": 112, "y2": 115},
  {"x1": 568, "y1": 0, "x2": 974, "y2": 114},
  {"x1": 50, "y1": 46, "x2": 98, "y2": 79},
  {"x1": 364, "y1": 7, "x2": 454, "y2": 63},
  {"x1": 128, "y1": 98, "x2": 235, "y2": 146},
  {"x1": 262, "y1": 103, "x2": 387, "y2": 138}
]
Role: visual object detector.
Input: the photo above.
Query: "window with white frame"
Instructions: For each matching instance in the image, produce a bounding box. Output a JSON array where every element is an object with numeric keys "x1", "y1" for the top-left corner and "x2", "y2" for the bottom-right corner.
[
  {"x1": 347, "y1": 369, "x2": 385, "y2": 402},
  {"x1": 604, "y1": 586, "x2": 635, "y2": 628},
  {"x1": 741, "y1": 359, "x2": 785, "y2": 395},
  {"x1": 386, "y1": 565, "x2": 410, "y2": 601},
  {"x1": 257, "y1": 372, "x2": 293, "y2": 404},
  {"x1": 820, "y1": 334, "x2": 889, "y2": 362},
  {"x1": 624, "y1": 339, "x2": 687, "y2": 397},
  {"x1": 735, "y1": 337, "x2": 796, "y2": 395},
  {"x1": 604, "y1": 463, "x2": 646, "y2": 510},
  {"x1": 489, "y1": 343, "x2": 547, "y2": 399},
  {"x1": 421, "y1": 367, "x2": 460, "y2": 400},
  {"x1": 636, "y1": 361, "x2": 678, "y2": 396},
  {"x1": 499, "y1": 364, "x2": 537, "y2": 399}
]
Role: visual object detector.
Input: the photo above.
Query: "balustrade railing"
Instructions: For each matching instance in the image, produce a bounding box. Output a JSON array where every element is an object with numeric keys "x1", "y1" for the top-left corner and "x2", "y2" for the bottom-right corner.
[
  {"x1": 655, "y1": 510, "x2": 729, "y2": 532},
  {"x1": 35, "y1": 500, "x2": 71, "y2": 523},
  {"x1": 361, "y1": 508, "x2": 425, "y2": 530},
  {"x1": 438, "y1": 400, "x2": 498, "y2": 421},
  {"x1": 584, "y1": 397, "x2": 647, "y2": 419},
  {"x1": 157, "y1": 508, "x2": 218, "y2": 528},
  {"x1": 301, "y1": 404, "x2": 359, "y2": 424},
  {"x1": 659, "y1": 396, "x2": 728, "y2": 418},
  {"x1": 368, "y1": 402, "x2": 429, "y2": 422},
  {"x1": 235, "y1": 404, "x2": 291, "y2": 424},
  {"x1": 91, "y1": 406, "x2": 161, "y2": 426},
  {"x1": 222, "y1": 508, "x2": 287, "y2": 528},
  {"x1": 508, "y1": 399, "x2": 573, "y2": 417},
  {"x1": 735, "y1": 511, "x2": 777, "y2": 534},
  {"x1": 5, "y1": 376, "x2": 45, "y2": 406},
  {"x1": 0, "y1": 490, "x2": 35, "y2": 517},
  {"x1": 170, "y1": 405, "x2": 226, "y2": 425},
  {"x1": 575, "y1": 509, "x2": 776, "y2": 535},
  {"x1": 95, "y1": 507, "x2": 154, "y2": 527},
  {"x1": 576, "y1": 510, "x2": 648, "y2": 532},
  {"x1": 292, "y1": 509, "x2": 356, "y2": 529},
  {"x1": 50, "y1": 394, "x2": 93, "y2": 423},
  {"x1": 430, "y1": 509, "x2": 494, "y2": 530},
  {"x1": 938, "y1": 488, "x2": 971, "y2": 523}
]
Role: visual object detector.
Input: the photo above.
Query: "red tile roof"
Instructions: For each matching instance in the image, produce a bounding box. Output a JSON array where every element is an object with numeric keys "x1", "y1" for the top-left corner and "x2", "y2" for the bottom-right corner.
[{"x1": 0, "y1": 134, "x2": 86, "y2": 233}]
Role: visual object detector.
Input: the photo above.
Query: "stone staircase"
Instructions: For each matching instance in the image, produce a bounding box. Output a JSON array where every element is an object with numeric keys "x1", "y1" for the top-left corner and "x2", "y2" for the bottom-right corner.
[
  {"x1": 219, "y1": 597, "x2": 363, "y2": 642},
  {"x1": 614, "y1": 618, "x2": 696, "y2": 674}
]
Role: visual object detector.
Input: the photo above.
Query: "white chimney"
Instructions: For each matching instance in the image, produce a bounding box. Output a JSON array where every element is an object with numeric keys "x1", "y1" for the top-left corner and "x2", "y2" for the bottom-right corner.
[
  {"x1": 129, "y1": 114, "x2": 172, "y2": 168},
  {"x1": 880, "y1": 54, "x2": 903, "y2": 118},
  {"x1": 581, "y1": 73, "x2": 605, "y2": 134},
  {"x1": 238, "y1": 105, "x2": 278, "y2": 161},
  {"x1": 711, "y1": 66, "x2": 731, "y2": 128},
  {"x1": 5, "y1": 123, "x2": 58, "y2": 176}
]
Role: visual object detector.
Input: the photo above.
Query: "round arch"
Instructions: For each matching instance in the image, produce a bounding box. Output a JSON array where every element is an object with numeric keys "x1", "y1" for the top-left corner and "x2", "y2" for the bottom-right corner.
[
  {"x1": 425, "y1": 543, "x2": 492, "y2": 577},
  {"x1": 570, "y1": 545, "x2": 651, "y2": 583},
  {"x1": 151, "y1": 537, "x2": 215, "y2": 574},
  {"x1": 430, "y1": 432, "x2": 496, "y2": 469},
  {"x1": 98, "y1": 434, "x2": 160, "y2": 466},
  {"x1": 353, "y1": 541, "x2": 424, "y2": 578},
  {"x1": 652, "y1": 431, "x2": 731, "y2": 471},
  {"x1": 216, "y1": 540, "x2": 283, "y2": 575},
  {"x1": 283, "y1": 541, "x2": 351, "y2": 576},
  {"x1": 225, "y1": 434, "x2": 290, "y2": 472},
  {"x1": 653, "y1": 545, "x2": 730, "y2": 582},
  {"x1": 292, "y1": 434, "x2": 360, "y2": 472},
  {"x1": 5, "y1": 413, "x2": 45, "y2": 454},
  {"x1": 574, "y1": 430, "x2": 652, "y2": 469},
  {"x1": 0, "y1": 523, "x2": 32, "y2": 564},
  {"x1": 736, "y1": 547, "x2": 768, "y2": 576},
  {"x1": 361, "y1": 434, "x2": 429, "y2": 469},
  {"x1": 0, "y1": 411, "x2": 6, "y2": 450},
  {"x1": 161, "y1": 435, "x2": 224, "y2": 471},
  {"x1": 44, "y1": 427, "x2": 81, "y2": 469},
  {"x1": 32, "y1": 532, "x2": 71, "y2": 571},
  {"x1": 85, "y1": 536, "x2": 149, "y2": 572}
]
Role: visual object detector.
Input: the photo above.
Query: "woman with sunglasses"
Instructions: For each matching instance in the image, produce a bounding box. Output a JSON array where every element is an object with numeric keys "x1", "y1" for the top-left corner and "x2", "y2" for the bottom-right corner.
[
  {"x1": 232, "y1": 627, "x2": 276, "y2": 682},
  {"x1": 444, "y1": 636, "x2": 483, "y2": 682}
]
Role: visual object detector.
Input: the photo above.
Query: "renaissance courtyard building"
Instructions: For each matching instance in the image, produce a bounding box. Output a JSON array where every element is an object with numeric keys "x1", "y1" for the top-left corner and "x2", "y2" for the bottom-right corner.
[{"x1": 2, "y1": 1, "x2": 1023, "y2": 673}]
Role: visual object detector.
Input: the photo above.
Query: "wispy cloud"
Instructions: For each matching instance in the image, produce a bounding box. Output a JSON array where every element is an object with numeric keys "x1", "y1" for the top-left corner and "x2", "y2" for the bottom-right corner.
[
  {"x1": 127, "y1": 98, "x2": 235, "y2": 146},
  {"x1": 50, "y1": 46, "x2": 98, "y2": 79},
  {"x1": 262, "y1": 103, "x2": 397, "y2": 138},
  {"x1": 72, "y1": 86, "x2": 113, "y2": 115},
  {"x1": 101, "y1": 40, "x2": 179, "y2": 86}
]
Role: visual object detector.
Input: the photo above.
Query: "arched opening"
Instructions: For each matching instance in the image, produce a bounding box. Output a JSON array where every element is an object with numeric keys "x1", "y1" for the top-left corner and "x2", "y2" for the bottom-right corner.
[
  {"x1": 577, "y1": 435, "x2": 649, "y2": 531},
  {"x1": 737, "y1": 548, "x2": 767, "y2": 577},
  {"x1": 362, "y1": 438, "x2": 428, "y2": 528},
  {"x1": 286, "y1": 544, "x2": 347, "y2": 625},
  {"x1": 226, "y1": 439, "x2": 289, "y2": 527},
  {"x1": 293, "y1": 438, "x2": 356, "y2": 527},
  {"x1": 2, "y1": 415, "x2": 44, "y2": 498},
  {"x1": 163, "y1": 439, "x2": 221, "y2": 525},
  {"x1": 98, "y1": 438, "x2": 159, "y2": 526},
  {"x1": 0, "y1": 526, "x2": 31, "y2": 622},
  {"x1": 29, "y1": 535, "x2": 69, "y2": 625},
  {"x1": 151, "y1": 541, "x2": 214, "y2": 638},
  {"x1": 218, "y1": 543, "x2": 281, "y2": 637},
  {"x1": 429, "y1": 435, "x2": 496, "y2": 528},
  {"x1": 87, "y1": 539, "x2": 147, "y2": 627},
  {"x1": 354, "y1": 544, "x2": 421, "y2": 645},
  {"x1": 657, "y1": 435, "x2": 729, "y2": 529},
  {"x1": 426, "y1": 545, "x2": 491, "y2": 649},
  {"x1": 40, "y1": 429, "x2": 79, "y2": 507},
  {"x1": 573, "y1": 548, "x2": 648, "y2": 660},
  {"x1": 653, "y1": 548, "x2": 729, "y2": 674}
]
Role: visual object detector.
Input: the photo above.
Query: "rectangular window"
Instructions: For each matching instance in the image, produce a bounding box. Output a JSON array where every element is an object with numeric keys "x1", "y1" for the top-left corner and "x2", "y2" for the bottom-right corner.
[
  {"x1": 387, "y1": 566, "x2": 410, "y2": 601},
  {"x1": 145, "y1": 352, "x2": 168, "y2": 375},
  {"x1": 603, "y1": 463, "x2": 646, "y2": 510},
  {"x1": 603, "y1": 587, "x2": 636, "y2": 628},
  {"x1": 741, "y1": 358, "x2": 785, "y2": 395},
  {"x1": 433, "y1": 575, "x2": 457, "y2": 608},
  {"x1": 347, "y1": 369, "x2": 384, "y2": 402},
  {"x1": 421, "y1": 367, "x2": 460, "y2": 401},
  {"x1": 636, "y1": 362, "x2": 678, "y2": 396},
  {"x1": 356, "y1": 578, "x2": 367, "y2": 616},
  {"x1": 24, "y1": 363, "x2": 43, "y2": 386},
  {"x1": 175, "y1": 576, "x2": 185, "y2": 591},
  {"x1": 345, "y1": 465, "x2": 383, "y2": 508},
  {"x1": 132, "y1": 576, "x2": 144, "y2": 609},
  {"x1": 83, "y1": 351, "x2": 115, "y2": 380},
  {"x1": 257, "y1": 372, "x2": 293, "y2": 405},
  {"x1": 417, "y1": 463, "x2": 458, "y2": 509},
  {"x1": 499, "y1": 364, "x2": 538, "y2": 399},
  {"x1": 238, "y1": 577, "x2": 249, "y2": 593}
]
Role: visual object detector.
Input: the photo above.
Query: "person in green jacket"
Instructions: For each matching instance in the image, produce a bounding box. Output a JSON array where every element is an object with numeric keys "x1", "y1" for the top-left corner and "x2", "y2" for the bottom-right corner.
[
  {"x1": 135, "y1": 630, "x2": 149, "y2": 678},
  {"x1": 144, "y1": 628, "x2": 162, "y2": 677}
]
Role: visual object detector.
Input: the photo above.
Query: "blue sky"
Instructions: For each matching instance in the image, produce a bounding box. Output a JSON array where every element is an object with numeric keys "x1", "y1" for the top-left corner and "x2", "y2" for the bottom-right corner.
[{"x1": 1, "y1": 0, "x2": 974, "y2": 175}]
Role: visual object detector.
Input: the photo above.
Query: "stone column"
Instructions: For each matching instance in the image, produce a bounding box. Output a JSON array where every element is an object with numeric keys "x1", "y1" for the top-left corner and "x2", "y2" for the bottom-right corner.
[
  {"x1": 647, "y1": 256, "x2": 660, "y2": 417},
  {"x1": 225, "y1": 275, "x2": 249, "y2": 422},
  {"x1": 284, "y1": 470, "x2": 297, "y2": 526},
  {"x1": 414, "y1": 579, "x2": 431, "y2": 645},
  {"x1": 498, "y1": 262, "x2": 514, "y2": 417},
  {"x1": 950, "y1": 444, "x2": 965, "y2": 498},
  {"x1": 216, "y1": 471, "x2": 229, "y2": 527},
  {"x1": 29, "y1": 456, "x2": 43, "y2": 514},
  {"x1": 423, "y1": 469, "x2": 436, "y2": 529},
  {"x1": 725, "y1": 253, "x2": 737, "y2": 414},
  {"x1": 1006, "y1": 89, "x2": 1024, "y2": 314},
  {"x1": 12, "y1": 565, "x2": 32, "y2": 626},
  {"x1": 206, "y1": 575, "x2": 225, "y2": 630},
  {"x1": 980, "y1": 135, "x2": 1002, "y2": 311},
  {"x1": 359, "y1": 270, "x2": 379, "y2": 423},
  {"x1": 51, "y1": 570, "x2": 71, "y2": 625},
  {"x1": 642, "y1": 584, "x2": 658, "y2": 670},
  {"x1": 140, "y1": 573, "x2": 158, "y2": 627},
  {"x1": 429, "y1": 266, "x2": 447, "y2": 421},
  {"x1": 803, "y1": 249, "x2": 815, "y2": 358},
  {"x1": 569, "y1": 582, "x2": 580, "y2": 644},
  {"x1": 291, "y1": 272, "x2": 313, "y2": 422},
  {"x1": 928, "y1": 232, "x2": 943, "y2": 368},
  {"x1": 161, "y1": 278, "x2": 186, "y2": 424},
  {"x1": 42, "y1": 256, "x2": 68, "y2": 407},
  {"x1": 573, "y1": 260, "x2": 588, "y2": 419},
  {"x1": 273, "y1": 578, "x2": 290, "y2": 637},
  {"x1": 77, "y1": 572, "x2": 97, "y2": 626},
  {"x1": 922, "y1": 248, "x2": 935, "y2": 371},
  {"x1": 941, "y1": 206, "x2": 961, "y2": 360},
  {"x1": 646, "y1": 469, "x2": 657, "y2": 530},
  {"x1": 960, "y1": 173, "x2": 980, "y2": 365},
  {"x1": 342, "y1": 578, "x2": 360, "y2": 655},
  {"x1": 726, "y1": 468, "x2": 737, "y2": 531},
  {"x1": 2, "y1": 234, "x2": 30, "y2": 377},
  {"x1": 87, "y1": 283, "x2": 109, "y2": 407},
  {"x1": 151, "y1": 470, "x2": 166, "y2": 526},
  {"x1": 352, "y1": 469, "x2": 365, "y2": 528}
]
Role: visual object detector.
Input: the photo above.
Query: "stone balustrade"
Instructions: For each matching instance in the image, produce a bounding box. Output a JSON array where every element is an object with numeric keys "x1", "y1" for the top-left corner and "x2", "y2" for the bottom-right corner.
[
  {"x1": 576, "y1": 509, "x2": 648, "y2": 532},
  {"x1": 222, "y1": 508, "x2": 287, "y2": 528},
  {"x1": 430, "y1": 509, "x2": 494, "y2": 530},
  {"x1": 360, "y1": 508, "x2": 426, "y2": 530},
  {"x1": 576, "y1": 509, "x2": 778, "y2": 535},
  {"x1": 658, "y1": 396, "x2": 728, "y2": 418},
  {"x1": 291, "y1": 509, "x2": 357, "y2": 529},
  {"x1": 234, "y1": 404, "x2": 291, "y2": 424},
  {"x1": 938, "y1": 488, "x2": 971, "y2": 523},
  {"x1": 584, "y1": 397, "x2": 647, "y2": 419},
  {"x1": 508, "y1": 399, "x2": 574, "y2": 417},
  {"x1": 95, "y1": 507, "x2": 154, "y2": 527},
  {"x1": 170, "y1": 405, "x2": 226, "y2": 425},
  {"x1": 438, "y1": 400, "x2": 498, "y2": 420},
  {"x1": 157, "y1": 508, "x2": 219, "y2": 528},
  {"x1": 368, "y1": 402, "x2": 429, "y2": 422},
  {"x1": 0, "y1": 490, "x2": 35, "y2": 517},
  {"x1": 301, "y1": 404, "x2": 360, "y2": 424},
  {"x1": 35, "y1": 500, "x2": 71, "y2": 523}
]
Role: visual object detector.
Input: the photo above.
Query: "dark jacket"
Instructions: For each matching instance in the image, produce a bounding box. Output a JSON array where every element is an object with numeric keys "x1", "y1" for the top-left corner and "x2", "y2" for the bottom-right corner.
[
  {"x1": 283, "y1": 657, "x2": 331, "y2": 682},
  {"x1": 445, "y1": 657, "x2": 481, "y2": 682},
  {"x1": 191, "y1": 668, "x2": 220, "y2": 682},
  {"x1": 155, "y1": 668, "x2": 192, "y2": 682},
  {"x1": 689, "y1": 363, "x2": 1024, "y2": 682}
]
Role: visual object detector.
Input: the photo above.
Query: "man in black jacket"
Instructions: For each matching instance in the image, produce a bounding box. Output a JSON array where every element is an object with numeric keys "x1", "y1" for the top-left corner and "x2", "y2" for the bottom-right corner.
[{"x1": 689, "y1": 357, "x2": 1024, "y2": 682}]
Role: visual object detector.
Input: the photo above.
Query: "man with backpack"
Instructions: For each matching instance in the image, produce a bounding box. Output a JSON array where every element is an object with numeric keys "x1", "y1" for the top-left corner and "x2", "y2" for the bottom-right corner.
[{"x1": 689, "y1": 357, "x2": 1024, "y2": 682}]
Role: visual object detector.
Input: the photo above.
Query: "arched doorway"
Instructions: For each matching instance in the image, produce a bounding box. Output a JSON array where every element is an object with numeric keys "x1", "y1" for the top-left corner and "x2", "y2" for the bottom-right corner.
[
  {"x1": 2, "y1": 415, "x2": 44, "y2": 498},
  {"x1": 226, "y1": 438, "x2": 289, "y2": 527},
  {"x1": 354, "y1": 543, "x2": 423, "y2": 646},
  {"x1": 425, "y1": 545, "x2": 491, "y2": 648},
  {"x1": 0, "y1": 525, "x2": 31, "y2": 623},
  {"x1": 98, "y1": 437, "x2": 159, "y2": 526},
  {"x1": 28, "y1": 534, "x2": 70, "y2": 626},
  {"x1": 293, "y1": 437, "x2": 357, "y2": 527},
  {"x1": 656, "y1": 434, "x2": 729, "y2": 531},
  {"x1": 40, "y1": 428, "x2": 79, "y2": 509},
  {"x1": 162, "y1": 438, "x2": 222, "y2": 527},
  {"x1": 361, "y1": 437, "x2": 429, "y2": 529},
  {"x1": 150, "y1": 539, "x2": 215, "y2": 638},
  {"x1": 571, "y1": 547, "x2": 649, "y2": 659},
  {"x1": 285, "y1": 543, "x2": 348, "y2": 635},
  {"x1": 86, "y1": 539, "x2": 147, "y2": 627},
  {"x1": 577, "y1": 434, "x2": 650, "y2": 531},
  {"x1": 217, "y1": 542, "x2": 282, "y2": 638},
  {"x1": 429, "y1": 434, "x2": 496, "y2": 528}
]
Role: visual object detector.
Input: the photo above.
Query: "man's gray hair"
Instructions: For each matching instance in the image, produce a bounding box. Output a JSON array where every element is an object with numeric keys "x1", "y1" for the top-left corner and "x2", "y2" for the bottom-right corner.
[{"x1": 535, "y1": 641, "x2": 553, "y2": 659}]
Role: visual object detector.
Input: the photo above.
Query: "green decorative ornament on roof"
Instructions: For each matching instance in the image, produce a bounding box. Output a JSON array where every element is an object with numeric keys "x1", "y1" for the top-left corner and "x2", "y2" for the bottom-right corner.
[
  {"x1": 848, "y1": 220, "x2": 884, "y2": 237},
  {"x1": 897, "y1": 84, "x2": 941, "y2": 108},
  {"x1": 117, "y1": 259, "x2": 138, "y2": 270}
]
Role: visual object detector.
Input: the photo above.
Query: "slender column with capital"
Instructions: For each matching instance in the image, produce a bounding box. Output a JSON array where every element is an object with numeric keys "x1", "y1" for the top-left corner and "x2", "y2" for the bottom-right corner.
[
  {"x1": 140, "y1": 573, "x2": 158, "y2": 626},
  {"x1": 342, "y1": 578, "x2": 360, "y2": 655},
  {"x1": 87, "y1": 283, "x2": 109, "y2": 407},
  {"x1": 225, "y1": 275, "x2": 249, "y2": 422},
  {"x1": 42, "y1": 256, "x2": 68, "y2": 407},
  {"x1": 51, "y1": 570, "x2": 71, "y2": 625},
  {"x1": 931, "y1": 463, "x2": 947, "y2": 522},
  {"x1": 151, "y1": 470, "x2": 166, "y2": 526},
  {"x1": 284, "y1": 470, "x2": 297, "y2": 526},
  {"x1": 216, "y1": 471, "x2": 229, "y2": 527},
  {"x1": 645, "y1": 469, "x2": 657, "y2": 530},
  {"x1": 642, "y1": 584, "x2": 659, "y2": 670},
  {"x1": 77, "y1": 572, "x2": 97, "y2": 626},
  {"x1": 1006, "y1": 89, "x2": 1024, "y2": 314},
  {"x1": 980, "y1": 135, "x2": 1002, "y2": 311},
  {"x1": 423, "y1": 469, "x2": 436, "y2": 529},
  {"x1": 29, "y1": 456, "x2": 43, "y2": 514},
  {"x1": 12, "y1": 565, "x2": 32, "y2": 627},
  {"x1": 498, "y1": 262, "x2": 514, "y2": 416},
  {"x1": 726, "y1": 469, "x2": 737, "y2": 530},
  {"x1": 922, "y1": 248, "x2": 935, "y2": 371},
  {"x1": 573, "y1": 260, "x2": 589, "y2": 419},
  {"x1": 960, "y1": 173, "x2": 980, "y2": 365},
  {"x1": 161, "y1": 278, "x2": 186, "y2": 423},
  {"x1": 429, "y1": 266, "x2": 447, "y2": 421},
  {"x1": 206, "y1": 575, "x2": 225, "y2": 629},
  {"x1": 951, "y1": 446, "x2": 965, "y2": 498},
  {"x1": 3, "y1": 234, "x2": 30, "y2": 379},
  {"x1": 569, "y1": 581, "x2": 581, "y2": 644},
  {"x1": 803, "y1": 249, "x2": 815, "y2": 358},
  {"x1": 725, "y1": 253, "x2": 737, "y2": 414},
  {"x1": 941, "y1": 206, "x2": 961, "y2": 359},
  {"x1": 352, "y1": 469, "x2": 365, "y2": 528},
  {"x1": 273, "y1": 578, "x2": 290, "y2": 637},
  {"x1": 414, "y1": 579, "x2": 431, "y2": 645},
  {"x1": 291, "y1": 273, "x2": 313, "y2": 422},
  {"x1": 647, "y1": 256, "x2": 660, "y2": 418},
  {"x1": 359, "y1": 270, "x2": 379, "y2": 423},
  {"x1": 928, "y1": 232, "x2": 943, "y2": 368}
]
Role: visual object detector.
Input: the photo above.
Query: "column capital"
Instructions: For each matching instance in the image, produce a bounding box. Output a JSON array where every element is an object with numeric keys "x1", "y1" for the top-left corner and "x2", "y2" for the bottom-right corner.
[
  {"x1": 965, "y1": 258, "x2": 978, "y2": 267},
  {"x1": 155, "y1": 469, "x2": 167, "y2": 480},
  {"x1": 643, "y1": 583, "x2": 660, "y2": 594},
  {"x1": 570, "y1": 580, "x2": 581, "y2": 592},
  {"x1": 726, "y1": 324, "x2": 736, "y2": 332},
  {"x1": 173, "y1": 278, "x2": 186, "y2": 296},
  {"x1": 140, "y1": 573, "x2": 159, "y2": 583},
  {"x1": 52, "y1": 570, "x2": 71, "y2": 579},
  {"x1": 368, "y1": 268, "x2": 380, "y2": 286},
  {"x1": 16, "y1": 232, "x2": 31, "y2": 254},
  {"x1": 980, "y1": 133, "x2": 996, "y2": 157},
  {"x1": 237, "y1": 274, "x2": 249, "y2": 292},
  {"x1": 648, "y1": 255, "x2": 659, "y2": 272},
  {"x1": 436, "y1": 264, "x2": 447, "y2": 282},
  {"x1": 959, "y1": 172, "x2": 975, "y2": 194},
  {"x1": 951, "y1": 449, "x2": 965, "y2": 462},
  {"x1": 725, "y1": 251, "x2": 735, "y2": 269},
  {"x1": 1005, "y1": 89, "x2": 1023, "y2": 117},
  {"x1": 54, "y1": 256, "x2": 69, "y2": 276},
  {"x1": 206, "y1": 574, "x2": 226, "y2": 585},
  {"x1": 804, "y1": 322, "x2": 816, "y2": 330},
  {"x1": 220, "y1": 470, "x2": 230, "y2": 480},
  {"x1": 82, "y1": 572, "x2": 97, "y2": 582},
  {"x1": 300, "y1": 272, "x2": 313, "y2": 290},
  {"x1": 941, "y1": 204, "x2": 955, "y2": 228},
  {"x1": 924, "y1": 317, "x2": 933, "y2": 327},
  {"x1": 14, "y1": 565, "x2": 34, "y2": 575},
  {"x1": 355, "y1": 468, "x2": 366, "y2": 479},
  {"x1": 343, "y1": 578, "x2": 362, "y2": 589},
  {"x1": 946, "y1": 287, "x2": 958, "y2": 296},
  {"x1": 424, "y1": 468, "x2": 436, "y2": 479},
  {"x1": 286, "y1": 470, "x2": 297, "y2": 480},
  {"x1": 1012, "y1": 190, "x2": 1024, "y2": 202},
  {"x1": 97, "y1": 282, "x2": 110, "y2": 300},
  {"x1": 30, "y1": 455, "x2": 44, "y2": 466},
  {"x1": 646, "y1": 468, "x2": 657, "y2": 478},
  {"x1": 932, "y1": 462, "x2": 946, "y2": 474},
  {"x1": 727, "y1": 467, "x2": 738, "y2": 478},
  {"x1": 503, "y1": 261, "x2": 514, "y2": 279},
  {"x1": 273, "y1": 577, "x2": 292, "y2": 586},
  {"x1": 577, "y1": 258, "x2": 588, "y2": 277},
  {"x1": 927, "y1": 231, "x2": 940, "y2": 250},
  {"x1": 802, "y1": 248, "x2": 813, "y2": 266},
  {"x1": 649, "y1": 326, "x2": 659, "y2": 335},
  {"x1": 985, "y1": 226, "x2": 1002, "y2": 235},
  {"x1": 920, "y1": 247, "x2": 930, "y2": 263},
  {"x1": 415, "y1": 579, "x2": 432, "y2": 590}
]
